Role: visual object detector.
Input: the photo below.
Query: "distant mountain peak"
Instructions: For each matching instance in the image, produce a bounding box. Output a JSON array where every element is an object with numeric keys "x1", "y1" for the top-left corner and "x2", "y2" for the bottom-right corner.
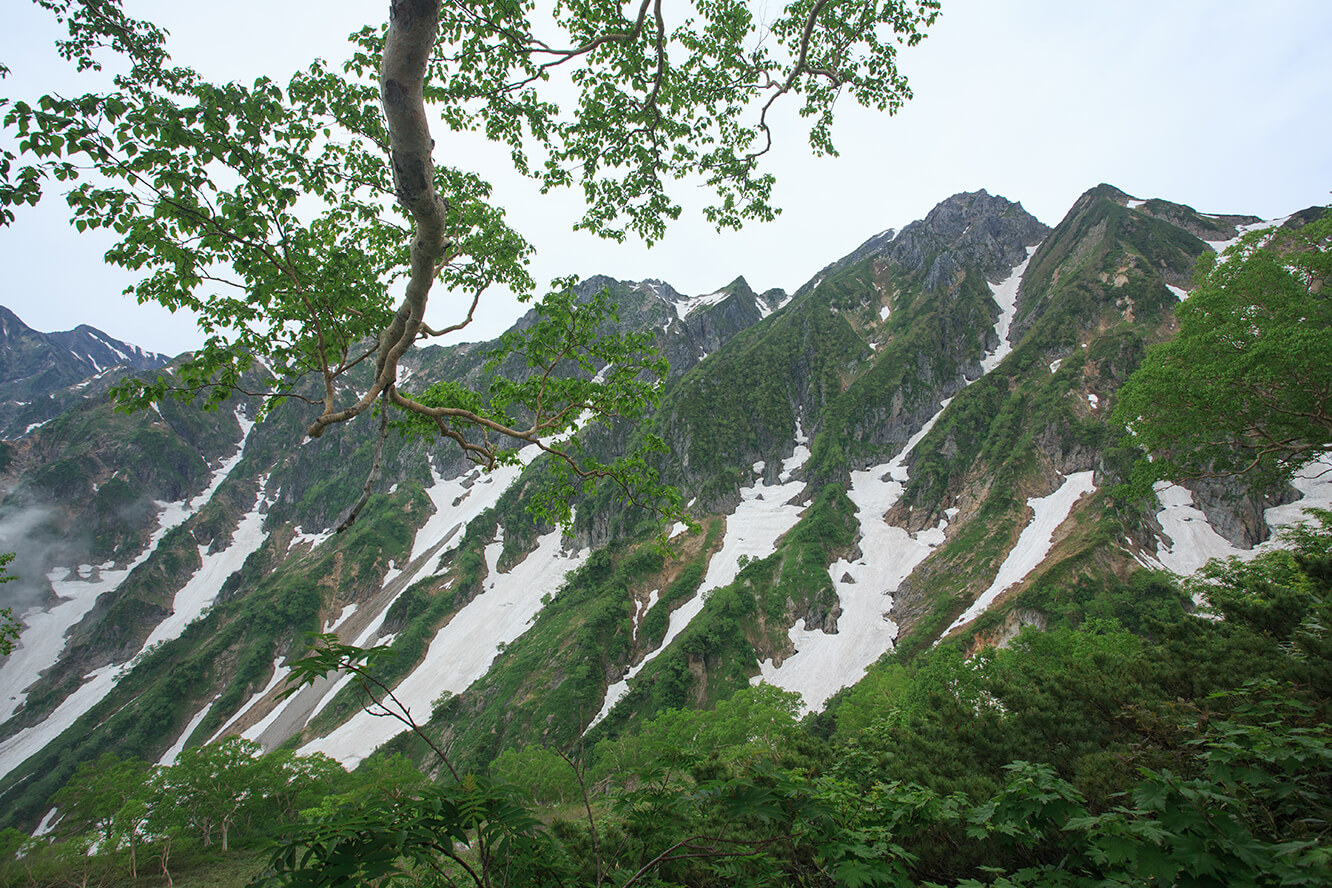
[
  {"x1": 886, "y1": 190, "x2": 1049, "y2": 283},
  {"x1": 0, "y1": 305, "x2": 170, "y2": 439}
]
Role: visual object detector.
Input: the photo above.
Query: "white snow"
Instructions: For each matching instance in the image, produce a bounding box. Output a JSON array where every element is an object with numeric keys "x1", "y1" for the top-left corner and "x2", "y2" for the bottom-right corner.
[
  {"x1": 980, "y1": 247, "x2": 1037, "y2": 374},
  {"x1": 1204, "y1": 216, "x2": 1290, "y2": 254},
  {"x1": 0, "y1": 663, "x2": 119, "y2": 779},
  {"x1": 140, "y1": 485, "x2": 269, "y2": 652},
  {"x1": 1148, "y1": 483, "x2": 1234, "y2": 575},
  {"x1": 290, "y1": 526, "x2": 334, "y2": 551},
  {"x1": 0, "y1": 409, "x2": 257, "y2": 780},
  {"x1": 209, "y1": 658, "x2": 289, "y2": 741},
  {"x1": 1087, "y1": 393, "x2": 1100, "y2": 409},
  {"x1": 744, "y1": 245, "x2": 1042, "y2": 703},
  {"x1": 1049, "y1": 359, "x2": 1062, "y2": 373},
  {"x1": 22, "y1": 419, "x2": 50, "y2": 435},
  {"x1": 303, "y1": 604, "x2": 401, "y2": 724},
  {"x1": 946, "y1": 471, "x2": 1097, "y2": 633},
  {"x1": 156, "y1": 409, "x2": 256, "y2": 532},
  {"x1": 754, "y1": 402, "x2": 953, "y2": 710},
  {"x1": 672, "y1": 289, "x2": 730, "y2": 321},
  {"x1": 588, "y1": 430, "x2": 815, "y2": 728},
  {"x1": 239, "y1": 662, "x2": 298, "y2": 743},
  {"x1": 879, "y1": 305, "x2": 891, "y2": 321},
  {"x1": 1126, "y1": 199, "x2": 1146, "y2": 209},
  {"x1": 302, "y1": 527, "x2": 588, "y2": 767},
  {"x1": 71, "y1": 368, "x2": 114, "y2": 392},
  {"x1": 230, "y1": 455, "x2": 539, "y2": 750},
  {"x1": 1166, "y1": 284, "x2": 1188, "y2": 301},
  {"x1": 632, "y1": 589, "x2": 660, "y2": 640},
  {"x1": 1152, "y1": 455, "x2": 1332, "y2": 575},
  {"x1": 323, "y1": 603, "x2": 359, "y2": 633},
  {"x1": 410, "y1": 458, "x2": 530, "y2": 565},
  {"x1": 34, "y1": 807, "x2": 59, "y2": 837},
  {"x1": 158, "y1": 698, "x2": 216, "y2": 766},
  {"x1": 0, "y1": 565, "x2": 122, "y2": 725}
]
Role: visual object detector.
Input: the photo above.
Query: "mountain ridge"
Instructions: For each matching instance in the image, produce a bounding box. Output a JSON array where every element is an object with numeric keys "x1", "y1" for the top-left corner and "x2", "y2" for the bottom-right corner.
[{"x1": 1, "y1": 184, "x2": 1328, "y2": 831}]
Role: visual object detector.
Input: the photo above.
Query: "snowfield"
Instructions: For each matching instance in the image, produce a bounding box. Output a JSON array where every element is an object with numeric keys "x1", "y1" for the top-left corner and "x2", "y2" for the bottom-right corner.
[
  {"x1": 1151, "y1": 455, "x2": 1332, "y2": 575},
  {"x1": 946, "y1": 471, "x2": 1097, "y2": 634},
  {"x1": 588, "y1": 429, "x2": 815, "y2": 728},
  {"x1": 755, "y1": 402, "x2": 952, "y2": 710},
  {"x1": 303, "y1": 525, "x2": 588, "y2": 768},
  {"x1": 0, "y1": 410, "x2": 258, "y2": 781},
  {"x1": 980, "y1": 247, "x2": 1036, "y2": 374}
]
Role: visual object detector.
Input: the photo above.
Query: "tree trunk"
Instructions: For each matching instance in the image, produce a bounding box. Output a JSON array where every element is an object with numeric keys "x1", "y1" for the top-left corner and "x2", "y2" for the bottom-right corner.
[{"x1": 160, "y1": 836, "x2": 173, "y2": 888}]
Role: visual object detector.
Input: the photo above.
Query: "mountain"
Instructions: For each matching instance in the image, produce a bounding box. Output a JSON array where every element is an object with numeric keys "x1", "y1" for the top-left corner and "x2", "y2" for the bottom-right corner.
[
  {"x1": 1, "y1": 186, "x2": 1327, "y2": 828},
  {"x1": 0, "y1": 307, "x2": 170, "y2": 441}
]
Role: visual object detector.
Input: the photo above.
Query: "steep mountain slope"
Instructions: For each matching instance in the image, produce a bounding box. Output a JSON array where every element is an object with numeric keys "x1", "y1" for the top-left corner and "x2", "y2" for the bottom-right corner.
[
  {"x1": 0, "y1": 274, "x2": 784, "y2": 819},
  {"x1": 0, "y1": 307, "x2": 169, "y2": 440},
  {"x1": 1, "y1": 186, "x2": 1327, "y2": 831}
]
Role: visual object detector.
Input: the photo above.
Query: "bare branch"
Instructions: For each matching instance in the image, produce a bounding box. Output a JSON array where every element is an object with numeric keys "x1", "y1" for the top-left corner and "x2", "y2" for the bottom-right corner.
[{"x1": 335, "y1": 390, "x2": 391, "y2": 533}]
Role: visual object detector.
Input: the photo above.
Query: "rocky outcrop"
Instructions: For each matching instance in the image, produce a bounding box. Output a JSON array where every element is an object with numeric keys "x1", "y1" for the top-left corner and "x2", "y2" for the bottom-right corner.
[
  {"x1": 1184, "y1": 475, "x2": 1299, "y2": 549},
  {"x1": 885, "y1": 190, "x2": 1050, "y2": 283}
]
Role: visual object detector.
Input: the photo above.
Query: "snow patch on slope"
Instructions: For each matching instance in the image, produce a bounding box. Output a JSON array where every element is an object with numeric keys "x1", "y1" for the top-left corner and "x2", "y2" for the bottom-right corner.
[
  {"x1": 753, "y1": 403, "x2": 952, "y2": 710},
  {"x1": 229, "y1": 454, "x2": 537, "y2": 751},
  {"x1": 412, "y1": 461, "x2": 529, "y2": 564},
  {"x1": 142, "y1": 480, "x2": 269, "y2": 652},
  {"x1": 158, "y1": 698, "x2": 217, "y2": 766},
  {"x1": 1204, "y1": 216, "x2": 1290, "y2": 254},
  {"x1": 588, "y1": 430, "x2": 814, "y2": 728},
  {"x1": 0, "y1": 565, "x2": 123, "y2": 725},
  {"x1": 303, "y1": 526, "x2": 588, "y2": 768},
  {"x1": 302, "y1": 601, "x2": 404, "y2": 725},
  {"x1": 946, "y1": 471, "x2": 1097, "y2": 633},
  {"x1": 1151, "y1": 456, "x2": 1332, "y2": 575},
  {"x1": 980, "y1": 247, "x2": 1036, "y2": 374},
  {"x1": 0, "y1": 410, "x2": 259, "y2": 780},
  {"x1": 672, "y1": 289, "x2": 730, "y2": 320},
  {"x1": 206, "y1": 659, "x2": 290, "y2": 742}
]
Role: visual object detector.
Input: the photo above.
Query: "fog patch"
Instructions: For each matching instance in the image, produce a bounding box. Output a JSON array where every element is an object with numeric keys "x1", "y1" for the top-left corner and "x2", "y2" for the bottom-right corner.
[{"x1": 0, "y1": 503, "x2": 87, "y2": 617}]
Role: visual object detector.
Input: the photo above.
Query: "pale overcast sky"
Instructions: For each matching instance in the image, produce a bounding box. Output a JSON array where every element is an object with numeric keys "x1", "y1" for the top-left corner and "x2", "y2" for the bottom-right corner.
[{"x1": 1, "y1": 0, "x2": 1328, "y2": 354}]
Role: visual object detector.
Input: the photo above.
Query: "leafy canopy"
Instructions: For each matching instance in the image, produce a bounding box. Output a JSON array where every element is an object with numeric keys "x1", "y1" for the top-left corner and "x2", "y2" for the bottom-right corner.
[
  {"x1": 1114, "y1": 210, "x2": 1332, "y2": 491},
  {"x1": 1, "y1": 0, "x2": 939, "y2": 524}
]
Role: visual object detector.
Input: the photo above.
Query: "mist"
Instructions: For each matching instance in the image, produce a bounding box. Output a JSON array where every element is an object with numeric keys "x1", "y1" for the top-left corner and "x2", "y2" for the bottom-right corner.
[{"x1": 0, "y1": 503, "x2": 82, "y2": 618}]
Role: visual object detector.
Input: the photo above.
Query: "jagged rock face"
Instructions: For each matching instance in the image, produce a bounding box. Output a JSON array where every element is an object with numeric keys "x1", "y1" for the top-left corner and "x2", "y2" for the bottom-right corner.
[
  {"x1": 885, "y1": 189, "x2": 1050, "y2": 283},
  {"x1": 683, "y1": 278, "x2": 789, "y2": 358},
  {"x1": 1184, "y1": 476, "x2": 1299, "y2": 549},
  {"x1": 0, "y1": 307, "x2": 168, "y2": 396}
]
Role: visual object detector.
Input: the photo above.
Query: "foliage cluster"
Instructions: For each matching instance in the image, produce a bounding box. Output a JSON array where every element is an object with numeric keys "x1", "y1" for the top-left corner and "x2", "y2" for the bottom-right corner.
[
  {"x1": 0, "y1": 738, "x2": 363, "y2": 886},
  {"x1": 1114, "y1": 209, "x2": 1332, "y2": 492}
]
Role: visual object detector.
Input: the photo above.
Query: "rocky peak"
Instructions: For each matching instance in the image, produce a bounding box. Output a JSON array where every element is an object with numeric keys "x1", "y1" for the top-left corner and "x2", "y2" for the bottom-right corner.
[
  {"x1": 0, "y1": 306, "x2": 172, "y2": 438},
  {"x1": 886, "y1": 190, "x2": 1050, "y2": 284}
]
